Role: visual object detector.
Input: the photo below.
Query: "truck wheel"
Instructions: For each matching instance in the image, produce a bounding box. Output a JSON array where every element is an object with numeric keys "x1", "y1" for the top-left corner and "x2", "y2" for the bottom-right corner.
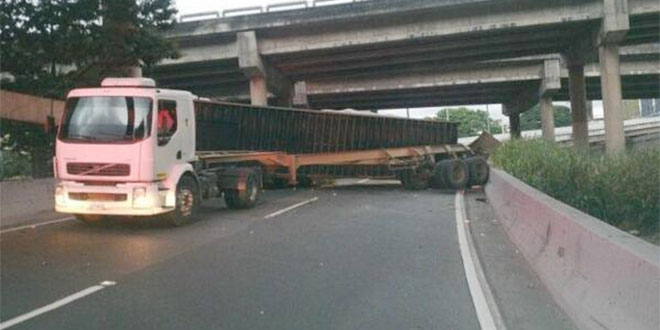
[
  {"x1": 430, "y1": 165, "x2": 445, "y2": 189},
  {"x1": 465, "y1": 157, "x2": 490, "y2": 187},
  {"x1": 74, "y1": 214, "x2": 105, "y2": 225},
  {"x1": 433, "y1": 159, "x2": 468, "y2": 190},
  {"x1": 400, "y1": 162, "x2": 433, "y2": 190},
  {"x1": 224, "y1": 170, "x2": 260, "y2": 209},
  {"x1": 166, "y1": 175, "x2": 199, "y2": 226}
]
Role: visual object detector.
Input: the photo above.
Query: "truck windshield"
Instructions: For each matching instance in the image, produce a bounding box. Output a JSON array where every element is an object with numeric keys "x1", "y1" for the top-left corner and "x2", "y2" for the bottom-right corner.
[{"x1": 59, "y1": 96, "x2": 153, "y2": 142}]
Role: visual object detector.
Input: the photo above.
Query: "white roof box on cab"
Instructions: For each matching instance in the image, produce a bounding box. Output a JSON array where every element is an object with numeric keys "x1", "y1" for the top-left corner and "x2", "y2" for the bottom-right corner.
[{"x1": 101, "y1": 77, "x2": 156, "y2": 88}]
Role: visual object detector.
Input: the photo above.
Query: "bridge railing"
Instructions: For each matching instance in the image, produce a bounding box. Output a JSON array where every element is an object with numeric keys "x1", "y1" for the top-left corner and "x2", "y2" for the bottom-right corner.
[
  {"x1": 179, "y1": 0, "x2": 371, "y2": 22},
  {"x1": 179, "y1": 11, "x2": 221, "y2": 22},
  {"x1": 223, "y1": 6, "x2": 264, "y2": 17},
  {"x1": 267, "y1": 1, "x2": 308, "y2": 12}
]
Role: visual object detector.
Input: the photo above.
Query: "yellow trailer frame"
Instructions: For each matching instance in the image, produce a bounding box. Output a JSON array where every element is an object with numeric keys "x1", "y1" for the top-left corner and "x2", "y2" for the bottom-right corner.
[{"x1": 196, "y1": 144, "x2": 473, "y2": 185}]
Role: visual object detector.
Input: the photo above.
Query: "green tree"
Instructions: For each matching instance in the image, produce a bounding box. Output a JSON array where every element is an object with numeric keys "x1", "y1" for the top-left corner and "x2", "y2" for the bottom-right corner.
[
  {"x1": 519, "y1": 104, "x2": 572, "y2": 131},
  {"x1": 434, "y1": 107, "x2": 503, "y2": 138},
  {"x1": 1, "y1": 0, "x2": 178, "y2": 99}
]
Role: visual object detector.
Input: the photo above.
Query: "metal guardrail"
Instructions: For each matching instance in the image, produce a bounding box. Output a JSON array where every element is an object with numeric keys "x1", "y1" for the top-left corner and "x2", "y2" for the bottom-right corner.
[
  {"x1": 223, "y1": 6, "x2": 264, "y2": 17},
  {"x1": 267, "y1": 1, "x2": 308, "y2": 12},
  {"x1": 179, "y1": 11, "x2": 221, "y2": 22},
  {"x1": 179, "y1": 0, "x2": 371, "y2": 22}
]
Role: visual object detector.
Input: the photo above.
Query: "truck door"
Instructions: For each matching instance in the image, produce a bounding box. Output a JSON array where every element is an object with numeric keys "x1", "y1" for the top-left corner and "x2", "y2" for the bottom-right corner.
[
  {"x1": 176, "y1": 96, "x2": 195, "y2": 163},
  {"x1": 155, "y1": 98, "x2": 183, "y2": 179}
]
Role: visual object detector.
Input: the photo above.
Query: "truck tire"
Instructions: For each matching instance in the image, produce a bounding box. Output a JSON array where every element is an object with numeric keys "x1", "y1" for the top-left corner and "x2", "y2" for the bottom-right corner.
[
  {"x1": 224, "y1": 170, "x2": 260, "y2": 209},
  {"x1": 465, "y1": 157, "x2": 490, "y2": 187},
  {"x1": 399, "y1": 162, "x2": 433, "y2": 190},
  {"x1": 74, "y1": 214, "x2": 105, "y2": 225},
  {"x1": 166, "y1": 175, "x2": 199, "y2": 227},
  {"x1": 432, "y1": 159, "x2": 468, "y2": 190}
]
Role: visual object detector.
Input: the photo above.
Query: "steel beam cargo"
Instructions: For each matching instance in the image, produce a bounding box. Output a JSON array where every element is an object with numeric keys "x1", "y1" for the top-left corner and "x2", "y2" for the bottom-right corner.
[{"x1": 194, "y1": 100, "x2": 458, "y2": 179}]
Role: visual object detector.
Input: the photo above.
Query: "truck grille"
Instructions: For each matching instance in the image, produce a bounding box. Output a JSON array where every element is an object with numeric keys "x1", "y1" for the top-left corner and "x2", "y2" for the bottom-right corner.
[{"x1": 67, "y1": 163, "x2": 130, "y2": 176}]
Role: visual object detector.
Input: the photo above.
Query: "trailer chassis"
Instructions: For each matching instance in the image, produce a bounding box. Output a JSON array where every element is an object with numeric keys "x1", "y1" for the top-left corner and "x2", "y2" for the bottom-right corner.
[{"x1": 196, "y1": 144, "x2": 475, "y2": 186}]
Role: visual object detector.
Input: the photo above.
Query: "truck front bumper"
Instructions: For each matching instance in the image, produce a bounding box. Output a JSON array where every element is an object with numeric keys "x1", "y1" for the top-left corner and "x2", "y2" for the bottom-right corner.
[{"x1": 55, "y1": 181, "x2": 175, "y2": 216}]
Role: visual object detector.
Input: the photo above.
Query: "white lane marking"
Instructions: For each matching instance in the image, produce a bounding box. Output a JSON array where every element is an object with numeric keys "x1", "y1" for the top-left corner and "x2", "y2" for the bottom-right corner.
[
  {"x1": 455, "y1": 192, "x2": 503, "y2": 330},
  {"x1": 0, "y1": 281, "x2": 116, "y2": 329},
  {"x1": 0, "y1": 217, "x2": 75, "y2": 235},
  {"x1": 264, "y1": 197, "x2": 319, "y2": 219},
  {"x1": 357, "y1": 178, "x2": 370, "y2": 184}
]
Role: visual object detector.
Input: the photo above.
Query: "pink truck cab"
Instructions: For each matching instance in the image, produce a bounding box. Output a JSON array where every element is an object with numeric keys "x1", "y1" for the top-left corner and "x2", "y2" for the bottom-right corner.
[{"x1": 54, "y1": 78, "x2": 200, "y2": 225}]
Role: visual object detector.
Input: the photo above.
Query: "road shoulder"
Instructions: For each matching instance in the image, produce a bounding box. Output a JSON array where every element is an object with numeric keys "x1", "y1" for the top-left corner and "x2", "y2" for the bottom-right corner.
[{"x1": 464, "y1": 190, "x2": 577, "y2": 330}]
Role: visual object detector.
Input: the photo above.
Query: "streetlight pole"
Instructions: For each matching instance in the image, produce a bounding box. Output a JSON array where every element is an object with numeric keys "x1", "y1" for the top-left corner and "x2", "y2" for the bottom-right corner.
[{"x1": 486, "y1": 104, "x2": 491, "y2": 133}]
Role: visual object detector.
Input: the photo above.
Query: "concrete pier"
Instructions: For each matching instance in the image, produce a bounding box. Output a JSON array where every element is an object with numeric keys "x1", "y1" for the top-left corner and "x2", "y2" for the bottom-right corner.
[
  {"x1": 599, "y1": 43, "x2": 626, "y2": 154},
  {"x1": 540, "y1": 96, "x2": 555, "y2": 141},
  {"x1": 509, "y1": 112, "x2": 521, "y2": 139},
  {"x1": 568, "y1": 65, "x2": 589, "y2": 148},
  {"x1": 249, "y1": 76, "x2": 268, "y2": 106}
]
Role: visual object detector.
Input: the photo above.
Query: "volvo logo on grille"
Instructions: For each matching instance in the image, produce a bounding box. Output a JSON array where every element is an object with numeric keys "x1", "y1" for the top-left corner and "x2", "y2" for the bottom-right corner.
[{"x1": 67, "y1": 163, "x2": 130, "y2": 176}]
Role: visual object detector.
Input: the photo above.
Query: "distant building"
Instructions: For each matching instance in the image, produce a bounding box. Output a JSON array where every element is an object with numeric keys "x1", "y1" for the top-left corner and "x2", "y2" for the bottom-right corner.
[{"x1": 640, "y1": 99, "x2": 660, "y2": 117}]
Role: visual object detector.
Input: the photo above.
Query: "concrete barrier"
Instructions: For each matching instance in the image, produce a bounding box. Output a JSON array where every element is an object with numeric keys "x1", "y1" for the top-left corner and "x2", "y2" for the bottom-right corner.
[
  {"x1": 0, "y1": 178, "x2": 56, "y2": 228},
  {"x1": 485, "y1": 169, "x2": 660, "y2": 330}
]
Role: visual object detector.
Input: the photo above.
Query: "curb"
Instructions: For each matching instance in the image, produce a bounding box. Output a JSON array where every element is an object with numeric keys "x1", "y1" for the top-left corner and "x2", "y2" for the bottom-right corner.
[{"x1": 455, "y1": 191, "x2": 507, "y2": 330}]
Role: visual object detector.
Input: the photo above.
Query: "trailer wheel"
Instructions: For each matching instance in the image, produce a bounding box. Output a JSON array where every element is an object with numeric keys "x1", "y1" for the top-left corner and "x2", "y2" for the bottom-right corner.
[
  {"x1": 166, "y1": 175, "x2": 199, "y2": 227},
  {"x1": 224, "y1": 170, "x2": 260, "y2": 209},
  {"x1": 74, "y1": 214, "x2": 105, "y2": 225},
  {"x1": 400, "y1": 162, "x2": 433, "y2": 190},
  {"x1": 465, "y1": 157, "x2": 490, "y2": 187},
  {"x1": 433, "y1": 159, "x2": 469, "y2": 190}
]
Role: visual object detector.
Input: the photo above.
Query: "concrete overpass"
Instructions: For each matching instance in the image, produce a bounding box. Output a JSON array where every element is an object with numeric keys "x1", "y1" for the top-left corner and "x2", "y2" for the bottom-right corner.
[
  {"x1": 302, "y1": 45, "x2": 660, "y2": 110},
  {"x1": 153, "y1": 0, "x2": 660, "y2": 153}
]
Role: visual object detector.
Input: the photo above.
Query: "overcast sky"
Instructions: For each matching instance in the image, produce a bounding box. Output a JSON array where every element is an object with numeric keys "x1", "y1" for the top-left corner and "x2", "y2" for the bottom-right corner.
[{"x1": 173, "y1": 0, "x2": 606, "y2": 120}]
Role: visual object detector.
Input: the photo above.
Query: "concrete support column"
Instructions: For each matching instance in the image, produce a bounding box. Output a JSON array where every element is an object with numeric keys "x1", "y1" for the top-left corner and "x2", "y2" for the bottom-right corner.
[
  {"x1": 599, "y1": 42, "x2": 626, "y2": 154},
  {"x1": 509, "y1": 113, "x2": 521, "y2": 139},
  {"x1": 568, "y1": 65, "x2": 589, "y2": 148},
  {"x1": 249, "y1": 76, "x2": 268, "y2": 106},
  {"x1": 540, "y1": 96, "x2": 555, "y2": 141},
  {"x1": 239, "y1": 30, "x2": 292, "y2": 107}
]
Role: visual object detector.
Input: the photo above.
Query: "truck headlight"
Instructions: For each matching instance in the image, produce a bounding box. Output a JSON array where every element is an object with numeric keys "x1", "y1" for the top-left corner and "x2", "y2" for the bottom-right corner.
[
  {"x1": 132, "y1": 187, "x2": 152, "y2": 208},
  {"x1": 55, "y1": 185, "x2": 66, "y2": 205}
]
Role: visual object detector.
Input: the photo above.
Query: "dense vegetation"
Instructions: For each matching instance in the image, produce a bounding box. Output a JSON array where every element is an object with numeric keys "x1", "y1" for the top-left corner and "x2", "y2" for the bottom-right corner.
[
  {"x1": 0, "y1": 120, "x2": 53, "y2": 180},
  {"x1": 520, "y1": 104, "x2": 572, "y2": 131},
  {"x1": 492, "y1": 139, "x2": 659, "y2": 243},
  {"x1": 434, "y1": 107, "x2": 503, "y2": 137}
]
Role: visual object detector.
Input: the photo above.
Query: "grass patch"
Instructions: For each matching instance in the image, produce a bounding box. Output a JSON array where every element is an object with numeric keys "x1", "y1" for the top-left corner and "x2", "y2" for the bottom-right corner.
[{"x1": 492, "y1": 139, "x2": 659, "y2": 244}]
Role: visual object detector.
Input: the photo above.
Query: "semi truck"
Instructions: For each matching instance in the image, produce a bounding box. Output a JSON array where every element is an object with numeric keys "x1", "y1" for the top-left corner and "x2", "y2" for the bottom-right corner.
[{"x1": 54, "y1": 78, "x2": 489, "y2": 226}]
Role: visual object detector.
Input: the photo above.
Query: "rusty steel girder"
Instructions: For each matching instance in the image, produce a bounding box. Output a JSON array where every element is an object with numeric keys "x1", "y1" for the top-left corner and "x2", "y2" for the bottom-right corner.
[{"x1": 194, "y1": 100, "x2": 459, "y2": 179}]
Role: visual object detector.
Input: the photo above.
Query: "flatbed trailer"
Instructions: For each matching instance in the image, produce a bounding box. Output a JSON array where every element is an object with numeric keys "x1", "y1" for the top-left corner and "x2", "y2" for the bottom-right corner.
[
  {"x1": 192, "y1": 143, "x2": 487, "y2": 211},
  {"x1": 195, "y1": 144, "x2": 474, "y2": 185},
  {"x1": 193, "y1": 99, "x2": 459, "y2": 180}
]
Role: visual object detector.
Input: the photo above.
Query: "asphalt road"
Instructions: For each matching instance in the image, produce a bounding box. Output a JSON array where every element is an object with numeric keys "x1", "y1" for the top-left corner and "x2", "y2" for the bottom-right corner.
[{"x1": 1, "y1": 185, "x2": 480, "y2": 330}]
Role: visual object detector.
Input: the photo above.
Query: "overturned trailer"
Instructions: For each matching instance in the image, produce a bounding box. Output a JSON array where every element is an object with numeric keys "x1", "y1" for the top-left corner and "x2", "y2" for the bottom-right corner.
[{"x1": 194, "y1": 101, "x2": 462, "y2": 182}]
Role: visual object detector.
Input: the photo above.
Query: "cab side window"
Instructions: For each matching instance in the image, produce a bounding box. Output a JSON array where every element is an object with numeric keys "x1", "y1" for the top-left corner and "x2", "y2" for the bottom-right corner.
[{"x1": 157, "y1": 100, "x2": 177, "y2": 146}]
